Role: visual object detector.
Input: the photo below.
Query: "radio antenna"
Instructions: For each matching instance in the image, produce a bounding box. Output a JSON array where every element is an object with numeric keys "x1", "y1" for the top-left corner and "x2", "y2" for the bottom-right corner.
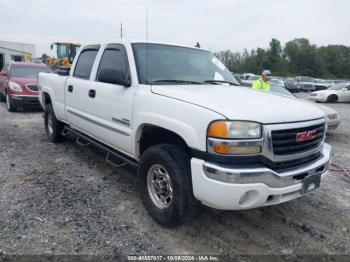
[
  {"x1": 146, "y1": 5, "x2": 149, "y2": 83},
  {"x1": 120, "y1": 22, "x2": 123, "y2": 39},
  {"x1": 146, "y1": 6, "x2": 149, "y2": 42}
]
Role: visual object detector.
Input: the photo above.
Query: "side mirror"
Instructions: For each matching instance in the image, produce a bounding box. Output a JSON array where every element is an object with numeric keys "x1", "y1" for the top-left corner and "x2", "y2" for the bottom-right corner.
[
  {"x1": 341, "y1": 87, "x2": 347, "y2": 91},
  {"x1": 97, "y1": 68, "x2": 131, "y2": 87}
]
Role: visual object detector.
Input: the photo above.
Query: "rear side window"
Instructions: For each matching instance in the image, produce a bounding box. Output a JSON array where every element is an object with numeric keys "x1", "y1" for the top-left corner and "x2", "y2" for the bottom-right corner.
[
  {"x1": 73, "y1": 49, "x2": 98, "y2": 79},
  {"x1": 96, "y1": 44, "x2": 130, "y2": 83}
]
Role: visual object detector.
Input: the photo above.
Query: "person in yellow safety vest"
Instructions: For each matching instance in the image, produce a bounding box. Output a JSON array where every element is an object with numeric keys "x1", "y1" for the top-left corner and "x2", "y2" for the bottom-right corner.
[{"x1": 252, "y1": 70, "x2": 271, "y2": 91}]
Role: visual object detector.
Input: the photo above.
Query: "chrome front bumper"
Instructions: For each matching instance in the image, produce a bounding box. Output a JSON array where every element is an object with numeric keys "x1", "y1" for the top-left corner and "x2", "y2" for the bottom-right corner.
[{"x1": 203, "y1": 143, "x2": 332, "y2": 188}]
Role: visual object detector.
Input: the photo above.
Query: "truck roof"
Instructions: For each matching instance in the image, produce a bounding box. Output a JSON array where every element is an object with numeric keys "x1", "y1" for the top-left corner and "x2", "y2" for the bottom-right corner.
[{"x1": 82, "y1": 39, "x2": 210, "y2": 52}]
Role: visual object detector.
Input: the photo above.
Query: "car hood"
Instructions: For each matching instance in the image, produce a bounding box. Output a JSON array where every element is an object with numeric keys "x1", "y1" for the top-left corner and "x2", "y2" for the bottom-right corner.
[
  {"x1": 10, "y1": 77, "x2": 37, "y2": 86},
  {"x1": 312, "y1": 90, "x2": 337, "y2": 96},
  {"x1": 152, "y1": 85, "x2": 325, "y2": 124}
]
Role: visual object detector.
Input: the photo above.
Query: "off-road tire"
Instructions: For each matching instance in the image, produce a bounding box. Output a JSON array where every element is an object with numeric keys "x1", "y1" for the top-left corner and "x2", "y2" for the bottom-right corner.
[
  {"x1": 138, "y1": 144, "x2": 198, "y2": 227},
  {"x1": 326, "y1": 94, "x2": 338, "y2": 103},
  {"x1": 44, "y1": 103, "x2": 64, "y2": 142},
  {"x1": 6, "y1": 94, "x2": 16, "y2": 112}
]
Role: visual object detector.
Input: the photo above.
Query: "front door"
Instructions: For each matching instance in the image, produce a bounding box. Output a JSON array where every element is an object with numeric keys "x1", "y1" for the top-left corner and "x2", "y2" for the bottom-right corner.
[
  {"x1": 65, "y1": 44, "x2": 135, "y2": 156},
  {"x1": 84, "y1": 44, "x2": 135, "y2": 155}
]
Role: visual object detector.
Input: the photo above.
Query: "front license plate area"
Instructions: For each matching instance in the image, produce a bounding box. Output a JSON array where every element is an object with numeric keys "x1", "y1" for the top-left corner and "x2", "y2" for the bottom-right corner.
[{"x1": 300, "y1": 173, "x2": 321, "y2": 194}]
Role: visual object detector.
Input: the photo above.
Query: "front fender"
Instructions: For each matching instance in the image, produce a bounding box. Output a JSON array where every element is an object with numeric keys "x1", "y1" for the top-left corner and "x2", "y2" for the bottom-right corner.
[{"x1": 133, "y1": 112, "x2": 200, "y2": 158}]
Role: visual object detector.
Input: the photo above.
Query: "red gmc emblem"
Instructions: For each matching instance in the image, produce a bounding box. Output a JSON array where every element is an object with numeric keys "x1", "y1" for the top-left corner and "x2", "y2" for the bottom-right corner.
[{"x1": 296, "y1": 130, "x2": 316, "y2": 142}]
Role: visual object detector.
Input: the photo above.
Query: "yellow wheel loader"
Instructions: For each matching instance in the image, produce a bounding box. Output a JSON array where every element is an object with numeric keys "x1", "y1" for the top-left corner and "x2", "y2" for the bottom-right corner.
[{"x1": 47, "y1": 42, "x2": 81, "y2": 74}]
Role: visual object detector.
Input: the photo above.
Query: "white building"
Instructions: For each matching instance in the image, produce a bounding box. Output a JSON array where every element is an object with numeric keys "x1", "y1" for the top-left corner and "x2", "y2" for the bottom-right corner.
[{"x1": 0, "y1": 41, "x2": 36, "y2": 70}]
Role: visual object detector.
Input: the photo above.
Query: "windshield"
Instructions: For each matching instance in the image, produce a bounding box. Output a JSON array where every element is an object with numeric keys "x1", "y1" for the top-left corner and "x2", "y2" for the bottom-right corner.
[
  {"x1": 300, "y1": 76, "x2": 314, "y2": 82},
  {"x1": 132, "y1": 43, "x2": 240, "y2": 85},
  {"x1": 329, "y1": 84, "x2": 346, "y2": 90},
  {"x1": 11, "y1": 65, "x2": 51, "y2": 78},
  {"x1": 270, "y1": 85, "x2": 294, "y2": 97},
  {"x1": 56, "y1": 44, "x2": 80, "y2": 59}
]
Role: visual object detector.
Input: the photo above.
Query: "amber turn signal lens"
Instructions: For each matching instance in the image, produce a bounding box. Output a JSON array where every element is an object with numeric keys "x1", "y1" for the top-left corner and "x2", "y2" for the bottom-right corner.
[
  {"x1": 208, "y1": 121, "x2": 228, "y2": 138},
  {"x1": 213, "y1": 144, "x2": 230, "y2": 154}
]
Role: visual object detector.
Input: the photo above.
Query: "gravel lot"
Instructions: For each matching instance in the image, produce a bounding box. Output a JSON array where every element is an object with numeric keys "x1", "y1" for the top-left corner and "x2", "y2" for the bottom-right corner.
[{"x1": 0, "y1": 94, "x2": 349, "y2": 260}]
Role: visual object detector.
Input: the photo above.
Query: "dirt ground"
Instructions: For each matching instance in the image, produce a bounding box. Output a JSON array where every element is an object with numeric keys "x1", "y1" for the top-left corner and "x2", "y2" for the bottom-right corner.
[{"x1": 0, "y1": 94, "x2": 349, "y2": 260}]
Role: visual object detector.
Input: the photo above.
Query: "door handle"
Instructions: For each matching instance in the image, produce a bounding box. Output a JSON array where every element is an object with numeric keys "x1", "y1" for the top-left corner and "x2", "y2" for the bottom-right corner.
[
  {"x1": 68, "y1": 85, "x2": 73, "y2": 92},
  {"x1": 88, "y1": 89, "x2": 96, "y2": 98}
]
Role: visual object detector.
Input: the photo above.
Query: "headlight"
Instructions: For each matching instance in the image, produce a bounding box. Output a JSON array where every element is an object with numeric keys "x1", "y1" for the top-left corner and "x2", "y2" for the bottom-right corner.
[
  {"x1": 208, "y1": 121, "x2": 261, "y2": 139},
  {"x1": 8, "y1": 81, "x2": 22, "y2": 91},
  {"x1": 327, "y1": 114, "x2": 337, "y2": 120},
  {"x1": 207, "y1": 121, "x2": 262, "y2": 155}
]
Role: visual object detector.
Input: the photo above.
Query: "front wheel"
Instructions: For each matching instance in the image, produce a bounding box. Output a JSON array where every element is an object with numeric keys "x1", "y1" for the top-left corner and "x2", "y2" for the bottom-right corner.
[
  {"x1": 44, "y1": 103, "x2": 64, "y2": 142},
  {"x1": 138, "y1": 144, "x2": 198, "y2": 227},
  {"x1": 6, "y1": 94, "x2": 16, "y2": 112}
]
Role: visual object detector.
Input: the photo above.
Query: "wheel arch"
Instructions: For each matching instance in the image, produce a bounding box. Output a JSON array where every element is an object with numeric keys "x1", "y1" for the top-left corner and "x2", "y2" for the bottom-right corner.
[
  {"x1": 135, "y1": 124, "x2": 192, "y2": 159},
  {"x1": 40, "y1": 91, "x2": 54, "y2": 111}
]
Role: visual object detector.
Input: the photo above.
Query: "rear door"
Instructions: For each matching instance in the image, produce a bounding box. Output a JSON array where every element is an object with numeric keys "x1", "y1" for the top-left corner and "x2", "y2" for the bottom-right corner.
[{"x1": 65, "y1": 45, "x2": 100, "y2": 133}]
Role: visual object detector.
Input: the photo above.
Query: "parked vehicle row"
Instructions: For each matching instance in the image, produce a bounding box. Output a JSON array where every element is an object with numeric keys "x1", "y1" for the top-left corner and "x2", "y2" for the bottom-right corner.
[
  {"x1": 237, "y1": 73, "x2": 349, "y2": 95},
  {"x1": 0, "y1": 61, "x2": 51, "y2": 111}
]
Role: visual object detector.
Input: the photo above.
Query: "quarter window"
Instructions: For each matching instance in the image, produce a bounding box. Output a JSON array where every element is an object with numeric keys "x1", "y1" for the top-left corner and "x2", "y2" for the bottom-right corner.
[{"x1": 73, "y1": 49, "x2": 98, "y2": 79}]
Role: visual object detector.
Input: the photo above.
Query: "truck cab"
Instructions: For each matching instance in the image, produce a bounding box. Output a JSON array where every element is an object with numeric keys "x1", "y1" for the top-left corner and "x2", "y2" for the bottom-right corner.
[{"x1": 38, "y1": 40, "x2": 332, "y2": 227}]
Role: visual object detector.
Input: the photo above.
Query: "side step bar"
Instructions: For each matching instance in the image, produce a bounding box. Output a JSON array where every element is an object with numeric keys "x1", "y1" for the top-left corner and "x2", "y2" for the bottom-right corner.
[{"x1": 61, "y1": 126, "x2": 138, "y2": 169}]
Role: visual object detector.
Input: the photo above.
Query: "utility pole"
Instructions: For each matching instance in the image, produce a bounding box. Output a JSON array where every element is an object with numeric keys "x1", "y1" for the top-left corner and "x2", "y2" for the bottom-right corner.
[{"x1": 120, "y1": 22, "x2": 123, "y2": 39}]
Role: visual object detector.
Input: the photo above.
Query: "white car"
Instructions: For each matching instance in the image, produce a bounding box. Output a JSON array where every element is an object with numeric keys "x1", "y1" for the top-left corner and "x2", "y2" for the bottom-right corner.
[
  {"x1": 314, "y1": 103, "x2": 341, "y2": 130},
  {"x1": 38, "y1": 40, "x2": 331, "y2": 227},
  {"x1": 309, "y1": 83, "x2": 350, "y2": 103}
]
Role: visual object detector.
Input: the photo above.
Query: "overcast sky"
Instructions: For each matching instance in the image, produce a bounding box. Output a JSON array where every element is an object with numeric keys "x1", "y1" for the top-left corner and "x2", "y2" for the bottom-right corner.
[{"x1": 1, "y1": 0, "x2": 350, "y2": 56}]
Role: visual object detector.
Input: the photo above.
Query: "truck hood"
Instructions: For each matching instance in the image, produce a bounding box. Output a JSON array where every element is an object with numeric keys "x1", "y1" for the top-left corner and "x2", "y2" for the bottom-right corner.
[
  {"x1": 311, "y1": 102, "x2": 337, "y2": 115},
  {"x1": 152, "y1": 85, "x2": 325, "y2": 124}
]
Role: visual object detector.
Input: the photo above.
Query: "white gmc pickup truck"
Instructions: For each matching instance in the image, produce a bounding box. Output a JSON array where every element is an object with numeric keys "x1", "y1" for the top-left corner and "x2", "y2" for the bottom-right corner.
[{"x1": 38, "y1": 40, "x2": 332, "y2": 227}]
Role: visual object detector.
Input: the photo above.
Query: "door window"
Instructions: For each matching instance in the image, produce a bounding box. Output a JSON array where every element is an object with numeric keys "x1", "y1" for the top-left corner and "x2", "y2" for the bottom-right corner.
[
  {"x1": 96, "y1": 44, "x2": 130, "y2": 83},
  {"x1": 73, "y1": 49, "x2": 99, "y2": 79}
]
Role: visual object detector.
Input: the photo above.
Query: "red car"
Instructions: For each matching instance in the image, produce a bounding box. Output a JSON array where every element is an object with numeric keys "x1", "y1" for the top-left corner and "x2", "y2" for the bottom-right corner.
[{"x1": 0, "y1": 61, "x2": 52, "y2": 112}]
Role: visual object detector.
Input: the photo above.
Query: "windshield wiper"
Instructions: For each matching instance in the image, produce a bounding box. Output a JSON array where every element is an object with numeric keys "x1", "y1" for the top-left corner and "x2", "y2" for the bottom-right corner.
[
  {"x1": 151, "y1": 79, "x2": 203, "y2": 85},
  {"x1": 203, "y1": 80, "x2": 240, "y2": 86}
]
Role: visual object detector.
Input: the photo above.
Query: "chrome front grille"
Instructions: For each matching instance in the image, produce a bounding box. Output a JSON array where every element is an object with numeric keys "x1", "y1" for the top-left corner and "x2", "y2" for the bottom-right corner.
[
  {"x1": 26, "y1": 84, "x2": 38, "y2": 92},
  {"x1": 271, "y1": 123, "x2": 325, "y2": 156},
  {"x1": 262, "y1": 118, "x2": 326, "y2": 164}
]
